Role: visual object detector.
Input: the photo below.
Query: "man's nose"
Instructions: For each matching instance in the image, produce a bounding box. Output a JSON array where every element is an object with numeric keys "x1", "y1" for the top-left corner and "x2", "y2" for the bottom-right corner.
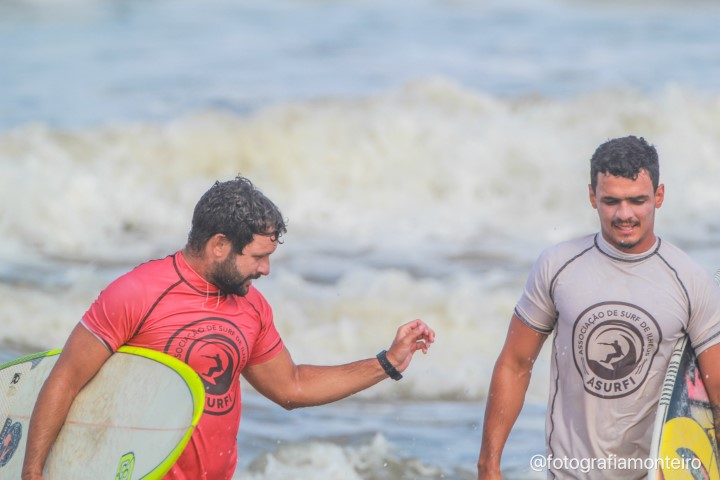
[
  {"x1": 258, "y1": 257, "x2": 271, "y2": 276},
  {"x1": 616, "y1": 201, "x2": 634, "y2": 220}
]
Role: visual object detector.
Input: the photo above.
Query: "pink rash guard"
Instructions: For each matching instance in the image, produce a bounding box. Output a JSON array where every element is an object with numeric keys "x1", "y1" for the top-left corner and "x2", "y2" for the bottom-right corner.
[{"x1": 82, "y1": 251, "x2": 284, "y2": 479}]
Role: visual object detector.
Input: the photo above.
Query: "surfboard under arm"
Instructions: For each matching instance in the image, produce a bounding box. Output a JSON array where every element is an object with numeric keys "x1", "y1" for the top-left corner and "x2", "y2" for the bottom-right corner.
[
  {"x1": 648, "y1": 336, "x2": 720, "y2": 479},
  {"x1": 0, "y1": 346, "x2": 205, "y2": 479}
]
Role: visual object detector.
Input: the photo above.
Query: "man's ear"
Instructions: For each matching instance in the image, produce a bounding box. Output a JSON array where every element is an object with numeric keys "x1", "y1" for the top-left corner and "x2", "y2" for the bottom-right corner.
[
  {"x1": 588, "y1": 184, "x2": 598, "y2": 209},
  {"x1": 655, "y1": 184, "x2": 665, "y2": 209},
  {"x1": 207, "y1": 233, "x2": 232, "y2": 259}
]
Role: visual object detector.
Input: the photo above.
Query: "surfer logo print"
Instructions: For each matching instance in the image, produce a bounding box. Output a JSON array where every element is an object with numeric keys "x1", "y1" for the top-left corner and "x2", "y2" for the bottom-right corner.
[
  {"x1": 165, "y1": 317, "x2": 248, "y2": 415},
  {"x1": 573, "y1": 302, "x2": 662, "y2": 398}
]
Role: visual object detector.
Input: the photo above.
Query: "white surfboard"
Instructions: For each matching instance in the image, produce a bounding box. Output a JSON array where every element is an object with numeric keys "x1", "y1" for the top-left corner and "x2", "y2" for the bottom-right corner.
[{"x1": 0, "y1": 346, "x2": 204, "y2": 479}]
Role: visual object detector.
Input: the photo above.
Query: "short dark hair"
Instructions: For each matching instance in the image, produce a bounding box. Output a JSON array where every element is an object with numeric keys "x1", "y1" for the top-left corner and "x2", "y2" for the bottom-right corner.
[
  {"x1": 590, "y1": 136, "x2": 660, "y2": 192},
  {"x1": 186, "y1": 176, "x2": 286, "y2": 254}
]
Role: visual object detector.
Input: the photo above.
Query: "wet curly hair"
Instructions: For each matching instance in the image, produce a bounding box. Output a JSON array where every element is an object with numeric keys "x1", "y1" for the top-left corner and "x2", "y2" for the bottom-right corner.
[
  {"x1": 186, "y1": 176, "x2": 286, "y2": 254},
  {"x1": 590, "y1": 135, "x2": 660, "y2": 192}
]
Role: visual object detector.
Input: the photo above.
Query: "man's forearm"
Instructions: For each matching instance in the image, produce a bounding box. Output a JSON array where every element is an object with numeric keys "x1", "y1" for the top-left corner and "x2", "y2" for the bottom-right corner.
[
  {"x1": 283, "y1": 357, "x2": 391, "y2": 409},
  {"x1": 478, "y1": 362, "x2": 532, "y2": 478},
  {"x1": 711, "y1": 403, "x2": 720, "y2": 448},
  {"x1": 22, "y1": 378, "x2": 77, "y2": 479}
]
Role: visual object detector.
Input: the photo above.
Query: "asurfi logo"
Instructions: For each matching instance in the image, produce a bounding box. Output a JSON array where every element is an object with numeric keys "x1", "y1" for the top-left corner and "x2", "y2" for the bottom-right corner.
[
  {"x1": 165, "y1": 317, "x2": 249, "y2": 415},
  {"x1": 573, "y1": 302, "x2": 661, "y2": 398}
]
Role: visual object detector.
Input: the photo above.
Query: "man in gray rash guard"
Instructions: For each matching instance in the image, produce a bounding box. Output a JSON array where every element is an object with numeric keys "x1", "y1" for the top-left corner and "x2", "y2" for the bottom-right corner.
[{"x1": 477, "y1": 136, "x2": 720, "y2": 479}]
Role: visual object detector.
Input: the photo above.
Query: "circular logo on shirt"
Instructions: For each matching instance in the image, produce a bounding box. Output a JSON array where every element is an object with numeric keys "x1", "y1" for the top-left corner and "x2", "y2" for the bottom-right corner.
[
  {"x1": 573, "y1": 302, "x2": 661, "y2": 398},
  {"x1": 165, "y1": 317, "x2": 249, "y2": 415}
]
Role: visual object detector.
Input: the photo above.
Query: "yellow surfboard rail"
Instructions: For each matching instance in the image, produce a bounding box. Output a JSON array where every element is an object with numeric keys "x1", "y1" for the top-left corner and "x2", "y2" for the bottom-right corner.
[
  {"x1": 0, "y1": 348, "x2": 63, "y2": 369},
  {"x1": 116, "y1": 346, "x2": 205, "y2": 479}
]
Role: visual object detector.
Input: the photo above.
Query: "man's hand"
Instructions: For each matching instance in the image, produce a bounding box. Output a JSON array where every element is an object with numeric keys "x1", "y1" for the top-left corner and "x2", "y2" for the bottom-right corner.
[
  {"x1": 477, "y1": 463, "x2": 503, "y2": 480},
  {"x1": 22, "y1": 474, "x2": 44, "y2": 480},
  {"x1": 385, "y1": 319, "x2": 435, "y2": 372}
]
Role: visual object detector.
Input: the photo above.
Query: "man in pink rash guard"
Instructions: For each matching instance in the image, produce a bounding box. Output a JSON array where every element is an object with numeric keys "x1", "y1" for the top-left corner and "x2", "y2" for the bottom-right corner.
[{"x1": 21, "y1": 176, "x2": 435, "y2": 480}]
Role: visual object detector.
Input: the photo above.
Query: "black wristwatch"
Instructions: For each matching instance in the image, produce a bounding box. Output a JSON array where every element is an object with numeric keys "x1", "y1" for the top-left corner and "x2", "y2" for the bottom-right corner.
[{"x1": 376, "y1": 350, "x2": 403, "y2": 381}]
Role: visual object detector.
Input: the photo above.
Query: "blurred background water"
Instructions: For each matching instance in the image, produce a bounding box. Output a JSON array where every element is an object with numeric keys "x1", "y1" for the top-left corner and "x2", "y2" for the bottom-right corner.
[{"x1": 2, "y1": 0, "x2": 720, "y2": 477}]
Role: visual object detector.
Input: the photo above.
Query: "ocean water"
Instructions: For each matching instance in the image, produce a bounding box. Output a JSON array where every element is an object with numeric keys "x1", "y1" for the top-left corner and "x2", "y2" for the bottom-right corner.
[{"x1": 2, "y1": 0, "x2": 720, "y2": 478}]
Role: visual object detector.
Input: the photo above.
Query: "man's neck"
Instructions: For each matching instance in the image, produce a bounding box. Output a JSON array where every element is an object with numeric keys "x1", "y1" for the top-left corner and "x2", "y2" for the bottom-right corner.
[{"x1": 180, "y1": 248, "x2": 210, "y2": 281}]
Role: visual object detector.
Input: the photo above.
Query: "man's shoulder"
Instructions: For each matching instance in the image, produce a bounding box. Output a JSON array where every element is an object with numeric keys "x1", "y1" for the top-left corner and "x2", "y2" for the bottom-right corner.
[
  {"x1": 238, "y1": 285, "x2": 272, "y2": 314},
  {"x1": 657, "y1": 237, "x2": 693, "y2": 260},
  {"x1": 657, "y1": 238, "x2": 714, "y2": 279},
  {"x1": 553, "y1": 233, "x2": 596, "y2": 250},
  {"x1": 538, "y1": 233, "x2": 597, "y2": 262},
  {"x1": 523, "y1": 234, "x2": 598, "y2": 282},
  {"x1": 130, "y1": 252, "x2": 176, "y2": 274},
  {"x1": 105, "y1": 253, "x2": 177, "y2": 293}
]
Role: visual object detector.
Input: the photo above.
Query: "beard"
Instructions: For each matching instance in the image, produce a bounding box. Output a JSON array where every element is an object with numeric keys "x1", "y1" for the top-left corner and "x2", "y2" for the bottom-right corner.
[
  {"x1": 611, "y1": 220, "x2": 642, "y2": 251},
  {"x1": 208, "y1": 254, "x2": 258, "y2": 296}
]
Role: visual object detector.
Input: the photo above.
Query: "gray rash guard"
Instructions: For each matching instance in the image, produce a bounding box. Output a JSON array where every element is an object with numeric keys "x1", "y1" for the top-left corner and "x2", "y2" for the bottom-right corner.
[{"x1": 516, "y1": 233, "x2": 720, "y2": 479}]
